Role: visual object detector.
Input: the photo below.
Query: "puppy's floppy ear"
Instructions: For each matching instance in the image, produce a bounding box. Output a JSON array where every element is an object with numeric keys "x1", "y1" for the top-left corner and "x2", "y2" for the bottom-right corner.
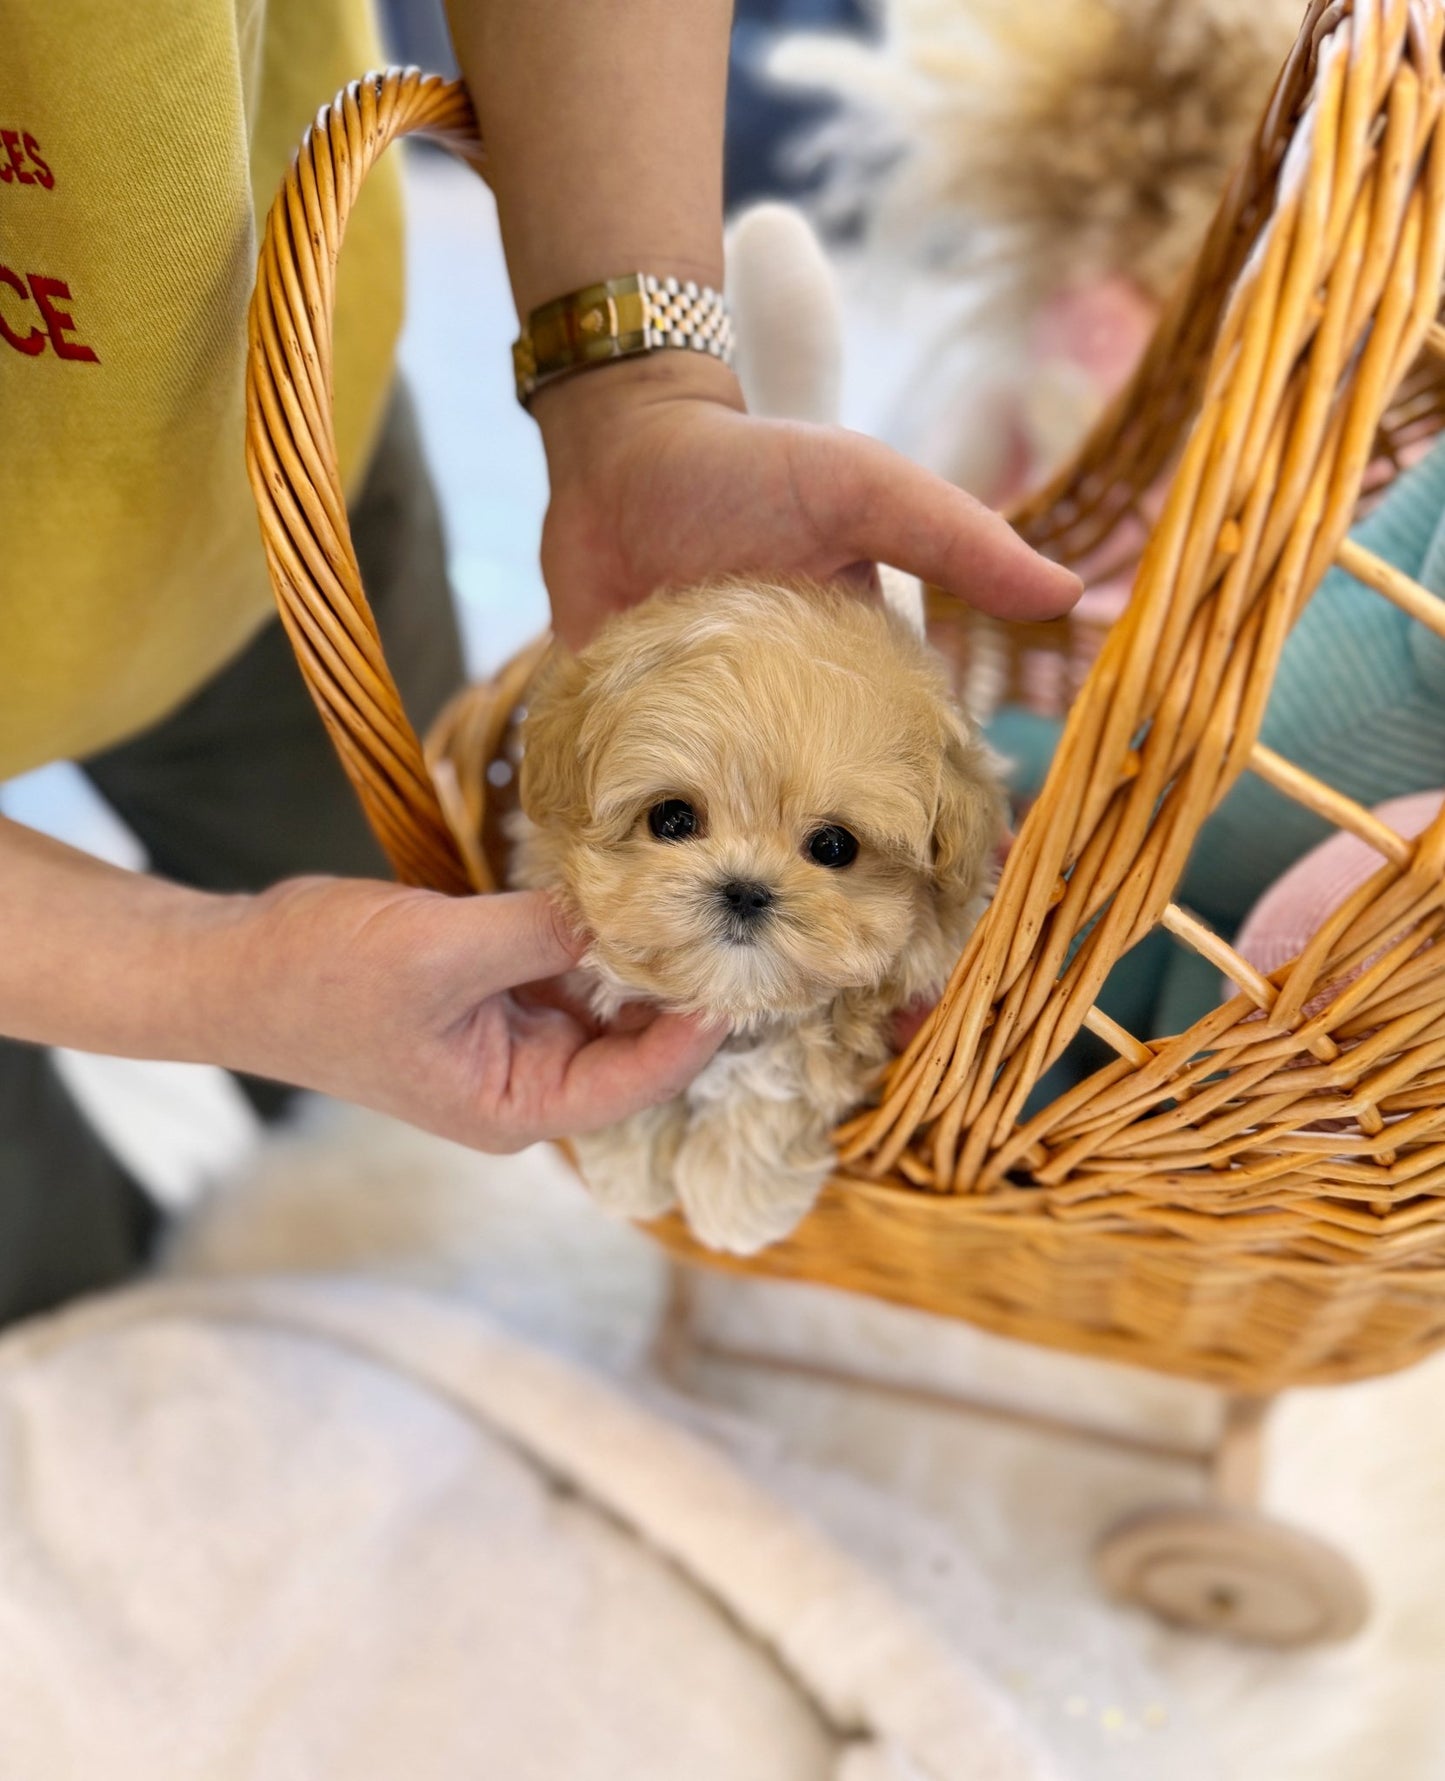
[
  {"x1": 519, "y1": 649, "x2": 593, "y2": 827},
  {"x1": 932, "y1": 708, "x2": 1005, "y2": 909}
]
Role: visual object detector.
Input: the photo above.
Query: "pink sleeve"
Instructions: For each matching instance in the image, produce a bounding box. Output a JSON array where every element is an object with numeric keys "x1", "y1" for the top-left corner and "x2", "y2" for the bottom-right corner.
[{"x1": 1229, "y1": 791, "x2": 1445, "y2": 991}]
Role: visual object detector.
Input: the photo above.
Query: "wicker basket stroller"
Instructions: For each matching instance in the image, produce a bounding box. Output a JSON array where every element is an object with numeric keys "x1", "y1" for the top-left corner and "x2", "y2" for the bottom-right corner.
[{"x1": 246, "y1": 0, "x2": 1445, "y2": 1646}]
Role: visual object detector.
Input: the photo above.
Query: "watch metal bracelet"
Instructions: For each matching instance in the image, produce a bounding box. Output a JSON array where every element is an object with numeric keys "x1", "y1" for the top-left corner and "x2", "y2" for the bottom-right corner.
[{"x1": 513, "y1": 273, "x2": 734, "y2": 407}]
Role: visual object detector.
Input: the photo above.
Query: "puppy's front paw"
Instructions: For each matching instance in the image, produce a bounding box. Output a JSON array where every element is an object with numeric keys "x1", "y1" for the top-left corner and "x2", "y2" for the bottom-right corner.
[
  {"x1": 574, "y1": 1103, "x2": 683, "y2": 1223},
  {"x1": 672, "y1": 1119, "x2": 831, "y2": 1255}
]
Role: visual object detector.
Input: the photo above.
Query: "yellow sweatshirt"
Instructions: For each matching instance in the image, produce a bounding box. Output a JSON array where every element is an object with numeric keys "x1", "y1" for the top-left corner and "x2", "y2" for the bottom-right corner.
[{"x1": 0, "y1": 0, "x2": 404, "y2": 778}]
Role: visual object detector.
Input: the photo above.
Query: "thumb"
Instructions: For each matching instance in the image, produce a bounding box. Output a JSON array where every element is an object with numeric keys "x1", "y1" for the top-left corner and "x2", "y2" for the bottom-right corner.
[
  {"x1": 804, "y1": 429, "x2": 1081, "y2": 620},
  {"x1": 473, "y1": 890, "x2": 587, "y2": 990},
  {"x1": 557, "y1": 1009, "x2": 730, "y2": 1132}
]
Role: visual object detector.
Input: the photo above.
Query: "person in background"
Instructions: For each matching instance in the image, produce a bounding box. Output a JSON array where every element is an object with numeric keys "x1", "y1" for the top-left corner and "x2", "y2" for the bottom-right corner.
[{"x1": 0, "y1": 0, "x2": 1077, "y2": 1323}]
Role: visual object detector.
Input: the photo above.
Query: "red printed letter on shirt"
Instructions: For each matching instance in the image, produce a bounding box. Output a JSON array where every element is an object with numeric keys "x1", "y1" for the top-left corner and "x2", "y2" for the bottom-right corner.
[
  {"x1": 0, "y1": 265, "x2": 43, "y2": 354},
  {"x1": 22, "y1": 134, "x2": 54, "y2": 190},
  {"x1": 0, "y1": 130, "x2": 34, "y2": 185},
  {"x1": 28, "y1": 275, "x2": 98, "y2": 363}
]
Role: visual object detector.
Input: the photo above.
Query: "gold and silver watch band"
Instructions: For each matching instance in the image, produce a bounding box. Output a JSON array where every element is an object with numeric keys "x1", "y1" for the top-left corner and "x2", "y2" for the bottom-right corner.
[{"x1": 512, "y1": 272, "x2": 734, "y2": 407}]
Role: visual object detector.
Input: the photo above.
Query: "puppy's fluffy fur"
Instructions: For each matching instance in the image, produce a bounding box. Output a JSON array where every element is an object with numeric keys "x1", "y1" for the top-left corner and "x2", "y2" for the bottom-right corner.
[{"x1": 510, "y1": 578, "x2": 1001, "y2": 1253}]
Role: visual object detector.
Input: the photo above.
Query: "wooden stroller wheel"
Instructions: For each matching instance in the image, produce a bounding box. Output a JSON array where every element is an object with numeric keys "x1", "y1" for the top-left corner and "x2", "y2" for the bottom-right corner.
[{"x1": 1094, "y1": 1507, "x2": 1369, "y2": 1647}]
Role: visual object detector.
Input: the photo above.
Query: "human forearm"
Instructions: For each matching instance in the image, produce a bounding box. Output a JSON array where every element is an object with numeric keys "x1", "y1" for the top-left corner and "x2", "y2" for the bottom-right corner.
[
  {"x1": 445, "y1": 0, "x2": 733, "y2": 317},
  {"x1": 0, "y1": 815, "x2": 246, "y2": 1060},
  {"x1": 0, "y1": 816, "x2": 720, "y2": 1144}
]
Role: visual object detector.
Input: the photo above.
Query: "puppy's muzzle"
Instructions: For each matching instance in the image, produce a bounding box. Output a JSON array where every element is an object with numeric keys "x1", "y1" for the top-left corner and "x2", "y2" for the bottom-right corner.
[{"x1": 716, "y1": 879, "x2": 774, "y2": 942}]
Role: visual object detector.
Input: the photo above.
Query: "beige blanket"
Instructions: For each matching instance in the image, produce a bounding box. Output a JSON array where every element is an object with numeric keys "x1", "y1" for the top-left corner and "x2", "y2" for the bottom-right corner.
[{"x1": 0, "y1": 1277, "x2": 1065, "y2": 1781}]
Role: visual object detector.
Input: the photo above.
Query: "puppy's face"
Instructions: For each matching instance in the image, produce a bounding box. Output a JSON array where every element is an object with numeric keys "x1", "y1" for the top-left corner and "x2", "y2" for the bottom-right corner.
[{"x1": 518, "y1": 580, "x2": 1000, "y2": 1022}]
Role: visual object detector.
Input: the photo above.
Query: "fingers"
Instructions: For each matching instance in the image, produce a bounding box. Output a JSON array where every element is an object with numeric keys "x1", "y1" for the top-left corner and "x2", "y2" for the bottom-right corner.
[
  {"x1": 463, "y1": 895, "x2": 725, "y2": 1143},
  {"x1": 807, "y1": 431, "x2": 1081, "y2": 621},
  {"x1": 471, "y1": 890, "x2": 587, "y2": 991},
  {"x1": 551, "y1": 1010, "x2": 728, "y2": 1133}
]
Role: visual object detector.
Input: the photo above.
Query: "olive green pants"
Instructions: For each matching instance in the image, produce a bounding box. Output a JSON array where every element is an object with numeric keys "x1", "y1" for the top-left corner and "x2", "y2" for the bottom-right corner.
[{"x1": 0, "y1": 383, "x2": 465, "y2": 1325}]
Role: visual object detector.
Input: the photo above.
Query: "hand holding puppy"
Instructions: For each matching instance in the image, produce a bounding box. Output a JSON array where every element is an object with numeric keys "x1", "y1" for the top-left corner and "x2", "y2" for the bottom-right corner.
[
  {"x1": 532, "y1": 355, "x2": 1081, "y2": 650},
  {"x1": 212, "y1": 878, "x2": 727, "y2": 1152},
  {"x1": 0, "y1": 814, "x2": 724, "y2": 1159}
]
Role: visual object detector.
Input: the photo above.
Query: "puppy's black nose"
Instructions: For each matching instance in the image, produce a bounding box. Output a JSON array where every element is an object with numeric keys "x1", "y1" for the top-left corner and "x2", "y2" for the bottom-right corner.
[{"x1": 720, "y1": 879, "x2": 774, "y2": 920}]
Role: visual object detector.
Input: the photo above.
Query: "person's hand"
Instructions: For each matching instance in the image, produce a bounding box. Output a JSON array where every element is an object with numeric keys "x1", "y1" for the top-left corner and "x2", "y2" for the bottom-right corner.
[
  {"x1": 210, "y1": 878, "x2": 725, "y2": 1151},
  {"x1": 531, "y1": 355, "x2": 1081, "y2": 649}
]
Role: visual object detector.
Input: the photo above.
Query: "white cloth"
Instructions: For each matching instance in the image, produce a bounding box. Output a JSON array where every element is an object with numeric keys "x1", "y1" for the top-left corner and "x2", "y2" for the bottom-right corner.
[{"x1": 0, "y1": 1277, "x2": 1064, "y2": 1781}]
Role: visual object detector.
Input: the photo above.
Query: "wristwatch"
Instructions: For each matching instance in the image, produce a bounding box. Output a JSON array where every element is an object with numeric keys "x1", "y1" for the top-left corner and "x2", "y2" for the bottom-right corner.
[{"x1": 512, "y1": 272, "x2": 734, "y2": 407}]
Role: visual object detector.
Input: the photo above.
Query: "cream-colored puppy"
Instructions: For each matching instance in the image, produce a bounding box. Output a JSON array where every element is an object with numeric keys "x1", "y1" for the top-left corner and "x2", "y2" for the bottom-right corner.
[{"x1": 510, "y1": 578, "x2": 1002, "y2": 1253}]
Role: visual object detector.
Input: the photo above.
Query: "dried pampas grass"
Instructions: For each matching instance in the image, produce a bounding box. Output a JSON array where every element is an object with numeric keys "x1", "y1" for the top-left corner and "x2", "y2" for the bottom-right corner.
[
  {"x1": 768, "y1": 0, "x2": 1305, "y2": 495},
  {"x1": 773, "y1": 0, "x2": 1303, "y2": 306}
]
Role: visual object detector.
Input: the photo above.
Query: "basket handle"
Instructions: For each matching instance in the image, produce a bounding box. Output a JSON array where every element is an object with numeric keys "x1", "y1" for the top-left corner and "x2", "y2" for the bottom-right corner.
[{"x1": 245, "y1": 69, "x2": 485, "y2": 896}]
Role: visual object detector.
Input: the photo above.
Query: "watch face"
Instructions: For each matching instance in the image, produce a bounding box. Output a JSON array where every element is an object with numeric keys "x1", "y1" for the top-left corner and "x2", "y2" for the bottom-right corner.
[{"x1": 526, "y1": 277, "x2": 648, "y2": 381}]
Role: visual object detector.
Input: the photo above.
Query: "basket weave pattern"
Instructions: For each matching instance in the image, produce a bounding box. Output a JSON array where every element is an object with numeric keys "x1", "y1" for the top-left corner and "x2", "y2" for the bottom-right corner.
[
  {"x1": 245, "y1": 72, "x2": 485, "y2": 897},
  {"x1": 246, "y1": 3, "x2": 1445, "y2": 1391}
]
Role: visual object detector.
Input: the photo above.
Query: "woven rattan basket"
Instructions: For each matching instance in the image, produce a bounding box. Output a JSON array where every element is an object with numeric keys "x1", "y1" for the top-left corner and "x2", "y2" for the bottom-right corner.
[{"x1": 246, "y1": 0, "x2": 1445, "y2": 1400}]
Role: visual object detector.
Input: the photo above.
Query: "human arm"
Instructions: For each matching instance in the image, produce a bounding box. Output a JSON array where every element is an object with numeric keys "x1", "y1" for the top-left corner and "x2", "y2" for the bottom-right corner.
[
  {"x1": 445, "y1": 0, "x2": 1081, "y2": 647},
  {"x1": 0, "y1": 815, "x2": 721, "y2": 1149}
]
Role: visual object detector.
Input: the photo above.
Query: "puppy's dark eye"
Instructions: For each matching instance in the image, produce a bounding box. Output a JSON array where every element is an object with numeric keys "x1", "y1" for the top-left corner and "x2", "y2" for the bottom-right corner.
[
  {"x1": 806, "y1": 825, "x2": 859, "y2": 868},
  {"x1": 648, "y1": 799, "x2": 699, "y2": 842}
]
